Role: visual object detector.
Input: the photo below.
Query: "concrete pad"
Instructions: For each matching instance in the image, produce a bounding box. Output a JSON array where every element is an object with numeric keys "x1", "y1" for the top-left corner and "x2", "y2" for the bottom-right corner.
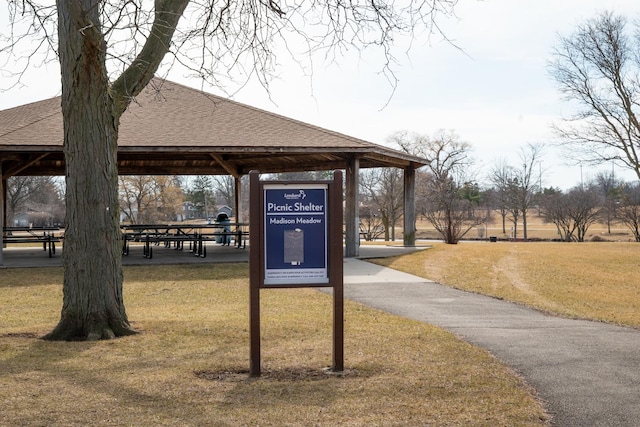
[
  {"x1": 0, "y1": 243, "x2": 250, "y2": 268},
  {"x1": 343, "y1": 257, "x2": 434, "y2": 284}
]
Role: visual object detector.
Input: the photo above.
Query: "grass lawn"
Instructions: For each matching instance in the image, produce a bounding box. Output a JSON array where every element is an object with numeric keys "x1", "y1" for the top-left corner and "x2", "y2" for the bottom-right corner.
[
  {"x1": 0, "y1": 264, "x2": 548, "y2": 426},
  {"x1": 371, "y1": 241, "x2": 640, "y2": 329}
]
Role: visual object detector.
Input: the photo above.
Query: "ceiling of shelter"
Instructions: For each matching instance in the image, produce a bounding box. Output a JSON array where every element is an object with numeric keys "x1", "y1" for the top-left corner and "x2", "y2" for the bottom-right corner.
[{"x1": 0, "y1": 78, "x2": 427, "y2": 179}]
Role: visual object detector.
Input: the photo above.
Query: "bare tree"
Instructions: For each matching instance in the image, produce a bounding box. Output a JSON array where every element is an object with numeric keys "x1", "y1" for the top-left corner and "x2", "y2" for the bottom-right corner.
[
  {"x1": 358, "y1": 204, "x2": 385, "y2": 241},
  {"x1": 541, "y1": 185, "x2": 601, "y2": 242},
  {"x1": 617, "y1": 182, "x2": 640, "y2": 242},
  {"x1": 568, "y1": 185, "x2": 602, "y2": 242},
  {"x1": 6, "y1": 177, "x2": 40, "y2": 225},
  {"x1": 3, "y1": 1, "x2": 458, "y2": 340},
  {"x1": 488, "y1": 161, "x2": 512, "y2": 235},
  {"x1": 119, "y1": 176, "x2": 155, "y2": 224},
  {"x1": 511, "y1": 144, "x2": 544, "y2": 240},
  {"x1": 119, "y1": 176, "x2": 184, "y2": 224},
  {"x1": 25, "y1": 178, "x2": 65, "y2": 226},
  {"x1": 360, "y1": 168, "x2": 404, "y2": 241},
  {"x1": 550, "y1": 11, "x2": 640, "y2": 179},
  {"x1": 391, "y1": 130, "x2": 471, "y2": 179},
  {"x1": 541, "y1": 190, "x2": 574, "y2": 241},
  {"x1": 392, "y1": 130, "x2": 482, "y2": 244},
  {"x1": 6, "y1": 176, "x2": 64, "y2": 226},
  {"x1": 593, "y1": 171, "x2": 623, "y2": 234},
  {"x1": 504, "y1": 177, "x2": 522, "y2": 239},
  {"x1": 213, "y1": 175, "x2": 236, "y2": 209},
  {"x1": 413, "y1": 168, "x2": 431, "y2": 221},
  {"x1": 489, "y1": 145, "x2": 543, "y2": 240},
  {"x1": 10, "y1": 176, "x2": 64, "y2": 226},
  {"x1": 424, "y1": 174, "x2": 484, "y2": 244}
]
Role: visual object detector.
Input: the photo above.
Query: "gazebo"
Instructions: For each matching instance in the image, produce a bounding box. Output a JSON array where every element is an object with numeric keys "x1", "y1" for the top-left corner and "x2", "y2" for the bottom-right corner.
[{"x1": 0, "y1": 78, "x2": 427, "y2": 265}]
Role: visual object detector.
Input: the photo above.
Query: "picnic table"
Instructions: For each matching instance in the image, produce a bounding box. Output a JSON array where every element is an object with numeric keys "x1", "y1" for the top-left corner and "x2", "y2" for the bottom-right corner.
[
  {"x1": 120, "y1": 223, "x2": 249, "y2": 259},
  {"x1": 2, "y1": 226, "x2": 61, "y2": 257}
]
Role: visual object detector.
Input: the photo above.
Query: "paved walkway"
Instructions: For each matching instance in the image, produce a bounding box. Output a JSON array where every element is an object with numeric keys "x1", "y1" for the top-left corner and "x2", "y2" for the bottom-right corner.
[{"x1": 344, "y1": 257, "x2": 640, "y2": 427}]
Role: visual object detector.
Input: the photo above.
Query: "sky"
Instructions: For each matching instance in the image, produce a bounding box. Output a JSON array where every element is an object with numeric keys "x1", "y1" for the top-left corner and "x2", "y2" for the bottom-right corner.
[{"x1": 1, "y1": 0, "x2": 639, "y2": 189}]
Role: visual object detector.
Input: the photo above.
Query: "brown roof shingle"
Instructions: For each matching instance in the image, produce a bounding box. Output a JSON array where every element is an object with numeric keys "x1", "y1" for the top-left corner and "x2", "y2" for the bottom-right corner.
[{"x1": 0, "y1": 78, "x2": 426, "y2": 177}]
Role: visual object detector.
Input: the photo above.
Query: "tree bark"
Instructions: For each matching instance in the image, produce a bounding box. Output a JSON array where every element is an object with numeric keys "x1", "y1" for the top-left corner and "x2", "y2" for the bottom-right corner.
[
  {"x1": 44, "y1": 0, "x2": 189, "y2": 340},
  {"x1": 44, "y1": 0, "x2": 134, "y2": 340}
]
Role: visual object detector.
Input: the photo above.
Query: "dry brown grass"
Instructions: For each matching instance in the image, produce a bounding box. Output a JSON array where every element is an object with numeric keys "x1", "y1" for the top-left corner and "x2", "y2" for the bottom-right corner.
[
  {"x1": 0, "y1": 264, "x2": 548, "y2": 426},
  {"x1": 371, "y1": 241, "x2": 640, "y2": 328}
]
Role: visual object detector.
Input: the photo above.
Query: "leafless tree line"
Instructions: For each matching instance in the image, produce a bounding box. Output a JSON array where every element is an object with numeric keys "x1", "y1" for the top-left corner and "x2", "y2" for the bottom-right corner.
[
  {"x1": 5, "y1": 176, "x2": 64, "y2": 227},
  {"x1": 6, "y1": 175, "x2": 238, "y2": 227},
  {"x1": 360, "y1": 131, "x2": 640, "y2": 244},
  {"x1": 9, "y1": 153, "x2": 640, "y2": 244}
]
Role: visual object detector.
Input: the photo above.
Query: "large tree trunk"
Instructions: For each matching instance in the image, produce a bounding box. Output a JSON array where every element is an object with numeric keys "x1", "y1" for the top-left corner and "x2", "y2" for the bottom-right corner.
[
  {"x1": 45, "y1": 0, "x2": 188, "y2": 340},
  {"x1": 44, "y1": 0, "x2": 135, "y2": 340}
]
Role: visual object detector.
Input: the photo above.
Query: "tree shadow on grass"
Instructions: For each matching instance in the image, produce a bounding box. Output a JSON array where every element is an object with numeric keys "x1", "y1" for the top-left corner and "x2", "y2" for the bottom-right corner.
[{"x1": 0, "y1": 326, "x2": 380, "y2": 426}]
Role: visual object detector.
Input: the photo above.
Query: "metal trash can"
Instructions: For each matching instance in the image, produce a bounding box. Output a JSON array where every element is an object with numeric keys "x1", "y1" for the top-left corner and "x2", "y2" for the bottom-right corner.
[{"x1": 215, "y1": 212, "x2": 231, "y2": 245}]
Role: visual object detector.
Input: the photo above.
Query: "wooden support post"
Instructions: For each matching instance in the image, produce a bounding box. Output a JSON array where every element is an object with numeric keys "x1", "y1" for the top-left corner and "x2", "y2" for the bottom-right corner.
[
  {"x1": 1, "y1": 166, "x2": 4, "y2": 266},
  {"x1": 249, "y1": 171, "x2": 261, "y2": 377},
  {"x1": 330, "y1": 171, "x2": 344, "y2": 371},
  {"x1": 403, "y1": 166, "x2": 416, "y2": 247},
  {"x1": 234, "y1": 176, "x2": 242, "y2": 223},
  {"x1": 345, "y1": 157, "x2": 359, "y2": 257}
]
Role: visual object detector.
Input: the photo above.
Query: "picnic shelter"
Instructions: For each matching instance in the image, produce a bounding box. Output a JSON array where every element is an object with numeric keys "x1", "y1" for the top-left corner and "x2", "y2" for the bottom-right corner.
[{"x1": 0, "y1": 78, "x2": 427, "y2": 265}]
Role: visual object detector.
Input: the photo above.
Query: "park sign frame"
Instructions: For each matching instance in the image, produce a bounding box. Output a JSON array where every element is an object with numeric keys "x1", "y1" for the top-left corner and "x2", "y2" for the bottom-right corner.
[
  {"x1": 249, "y1": 171, "x2": 344, "y2": 377},
  {"x1": 263, "y1": 182, "x2": 328, "y2": 285}
]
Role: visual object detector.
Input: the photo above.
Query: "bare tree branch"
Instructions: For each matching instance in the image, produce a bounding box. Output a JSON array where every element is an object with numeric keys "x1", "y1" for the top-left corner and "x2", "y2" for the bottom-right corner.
[{"x1": 550, "y1": 11, "x2": 640, "y2": 180}]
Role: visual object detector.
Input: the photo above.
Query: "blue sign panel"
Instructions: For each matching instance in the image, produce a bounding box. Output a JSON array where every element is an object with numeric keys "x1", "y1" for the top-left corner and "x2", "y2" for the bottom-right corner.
[{"x1": 263, "y1": 184, "x2": 328, "y2": 285}]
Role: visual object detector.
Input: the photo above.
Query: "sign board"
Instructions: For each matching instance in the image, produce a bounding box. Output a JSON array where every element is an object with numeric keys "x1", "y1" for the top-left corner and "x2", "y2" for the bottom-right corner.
[{"x1": 263, "y1": 184, "x2": 328, "y2": 285}]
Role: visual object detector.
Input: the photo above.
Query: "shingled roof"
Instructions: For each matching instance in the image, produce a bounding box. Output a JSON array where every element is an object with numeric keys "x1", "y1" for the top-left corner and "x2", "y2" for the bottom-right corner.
[{"x1": 0, "y1": 78, "x2": 427, "y2": 178}]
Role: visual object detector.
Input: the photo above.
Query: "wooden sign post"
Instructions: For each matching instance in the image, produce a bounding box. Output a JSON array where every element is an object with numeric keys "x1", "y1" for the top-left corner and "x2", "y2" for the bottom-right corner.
[{"x1": 249, "y1": 170, "x2": 344, "y2": 377}]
